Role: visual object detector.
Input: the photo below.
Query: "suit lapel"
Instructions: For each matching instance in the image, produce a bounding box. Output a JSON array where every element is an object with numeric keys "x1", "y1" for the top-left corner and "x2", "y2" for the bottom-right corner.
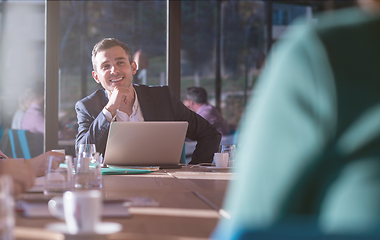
[
  {"x1": 102, "y1": 89, "x2": 109, "y2": 108},
  {"x1": 135, "y1": 85, "x2": 155, "y2": 121}
]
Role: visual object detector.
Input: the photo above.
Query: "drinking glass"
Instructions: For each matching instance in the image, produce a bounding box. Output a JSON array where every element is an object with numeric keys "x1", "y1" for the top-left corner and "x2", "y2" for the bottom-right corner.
[
  {"x1": 0, "y1": 175, "x2": 14, "y2": 240},
  {"x1": 75, "y1": 152, "x2": 102, "y2": 189},
  {"x1": 44, "y1": 155, "x2": 73, "y2": 195},
  {"x1": 219, "y1": 144, "x2": 236, "y2": 167},
  {"x1": 77, "y1": 144, "x2": 96, "y2": 160},
  {"x1": 76, "y1": 143, "x2": 96, "y2": 173}
]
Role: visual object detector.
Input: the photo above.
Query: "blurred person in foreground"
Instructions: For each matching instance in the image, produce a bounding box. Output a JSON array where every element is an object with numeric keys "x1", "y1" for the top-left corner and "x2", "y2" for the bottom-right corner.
[
  {"x1": 0, "y1": 150, "x2": 64, "y2": 195},
  {"x1": 184, "y1": 87, "x2": 230, "y2": 136},
  {"x1": 75, "y1": 38, "x2": 221, "y2": 164},
  {"x1": 213, "y1": 0, "x2": 380, "y2": 238}
]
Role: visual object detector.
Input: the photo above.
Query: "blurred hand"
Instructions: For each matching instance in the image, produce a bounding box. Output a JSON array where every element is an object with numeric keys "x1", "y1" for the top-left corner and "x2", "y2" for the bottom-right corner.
[
  {"x1": 0, "y1": 159, "x2": 35, "y2": 195},
  {"x1": 0, "y1": 150, "x2": 8, "y2": 159},
  {"x1": 26, "y1": 151, "x2": 65, "y2": 177}
]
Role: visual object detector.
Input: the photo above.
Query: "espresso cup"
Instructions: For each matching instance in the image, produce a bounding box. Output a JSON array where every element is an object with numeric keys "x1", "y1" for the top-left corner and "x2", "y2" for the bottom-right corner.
[
  {"x1": 213, "y1": 153, "x2": 229, "y2": 168},
  {"x1": 48, "y1": 190, "x2": 102, "y2": 234}
]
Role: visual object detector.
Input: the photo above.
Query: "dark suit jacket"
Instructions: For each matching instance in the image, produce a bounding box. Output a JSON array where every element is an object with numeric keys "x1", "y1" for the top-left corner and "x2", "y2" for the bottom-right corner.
[{"x1": 75, "y1": 84, "x2": 221, "y2": 164}]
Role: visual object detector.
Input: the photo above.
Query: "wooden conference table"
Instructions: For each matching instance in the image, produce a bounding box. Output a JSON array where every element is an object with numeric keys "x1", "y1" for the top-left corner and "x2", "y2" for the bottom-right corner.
[{"x1": 14, "y1": 166, "x2": 234, "y2": 240}]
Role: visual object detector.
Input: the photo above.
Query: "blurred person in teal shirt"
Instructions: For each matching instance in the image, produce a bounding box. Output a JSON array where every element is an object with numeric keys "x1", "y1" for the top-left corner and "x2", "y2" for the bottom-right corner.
[{"x1": 213, "y1": 0, "x2": 380, "y2": 238}]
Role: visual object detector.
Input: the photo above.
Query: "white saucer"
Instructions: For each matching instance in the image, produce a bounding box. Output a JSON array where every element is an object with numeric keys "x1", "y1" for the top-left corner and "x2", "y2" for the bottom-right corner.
[{"x1": 45, "y1": 222, "x2": 122, "y2": 237}]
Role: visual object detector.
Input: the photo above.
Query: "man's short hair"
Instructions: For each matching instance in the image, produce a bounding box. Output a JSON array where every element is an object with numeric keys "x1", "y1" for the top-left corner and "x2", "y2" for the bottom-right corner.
[
  {"x1": 186, "y1": 87, "x2": 208, "y2": 104},
  {"x1": 91, "y1": 38, "x2": 133, "y2": 71}
]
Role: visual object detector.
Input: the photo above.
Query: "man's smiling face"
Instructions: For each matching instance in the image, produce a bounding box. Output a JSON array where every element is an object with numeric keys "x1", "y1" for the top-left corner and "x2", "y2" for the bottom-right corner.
[{"x1": 92, "y1": 46, "x2": 137, "y2": 95}]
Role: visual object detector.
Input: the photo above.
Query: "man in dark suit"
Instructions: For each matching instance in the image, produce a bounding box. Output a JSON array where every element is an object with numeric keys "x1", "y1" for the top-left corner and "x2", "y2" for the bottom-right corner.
[{"x1": 75, "y1": 38, "x2": 221, "y2": 164}]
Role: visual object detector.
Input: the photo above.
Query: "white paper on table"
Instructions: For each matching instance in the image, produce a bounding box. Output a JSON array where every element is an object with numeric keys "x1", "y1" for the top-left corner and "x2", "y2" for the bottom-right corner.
[
  {"x1": 16, "y1": 196, "x2": 159, "y2": 218},
  {"x1": 16, "y1": 199, "x2": 131, "y2": 218}
]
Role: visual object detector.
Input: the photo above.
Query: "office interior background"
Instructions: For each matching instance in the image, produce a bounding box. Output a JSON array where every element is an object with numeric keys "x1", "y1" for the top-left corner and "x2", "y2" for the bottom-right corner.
[{"x1": 0, "y1": 0, "x2": 356, "y2": 156}]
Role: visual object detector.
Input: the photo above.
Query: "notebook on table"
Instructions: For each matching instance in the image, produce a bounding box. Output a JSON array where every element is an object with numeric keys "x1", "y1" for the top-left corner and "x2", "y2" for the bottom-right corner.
[{"x1": 103, "y1": 121, "x2": 188, "y2": 169}]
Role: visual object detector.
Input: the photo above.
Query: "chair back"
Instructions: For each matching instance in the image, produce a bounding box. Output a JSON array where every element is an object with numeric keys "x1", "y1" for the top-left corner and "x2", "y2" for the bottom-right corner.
[
  {"x1": 180, "y1": 143, "x2": 186, "y2": 164},
  {"x1": 8, "y1": 129, "x2": 31, "y2": 159},
  {"x1": 0, "y1": 125, "x2": 3, "y2": 144},
  {"x1": 8, "y1": 129, "x2": 43, "y2": 159}
]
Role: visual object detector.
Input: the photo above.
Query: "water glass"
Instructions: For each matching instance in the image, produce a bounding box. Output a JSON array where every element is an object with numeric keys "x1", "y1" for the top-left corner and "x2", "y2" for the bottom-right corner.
[
  {"x1": 77, "y1": 144, "x2": 96, "y2": 160},
  {"x1": 0, "y1": 175, "x2": 14, "y2": 240},
  {"x1": 75, "y1": 152, "x2": 102, "y2": 189},
  {"x1": 219, "y1": 144, "x2": 236, "y2": 167},
  {"x1": 76, "y1": 144, "x2": 96, "y2": 173},
  {"x1": 44, "y1": 155, "x2": 73, "y2": 196}
]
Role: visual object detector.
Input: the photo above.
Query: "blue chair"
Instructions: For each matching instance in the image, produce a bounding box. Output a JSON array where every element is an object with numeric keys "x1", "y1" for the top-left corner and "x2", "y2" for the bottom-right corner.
[
  {"x1": 180, "y1": 142, "x2": 186, "y2": 164},
  {"x1": 8, "y1": 129, "x2": 43, "y2": 159},
  {"x1": 233, "y1": 129, "x2": 239, "y2": 145},
  {"x1": 8, "y1": 129, "x2": 32, "y2": 159},
  {"x1": 0, "y1": 125, "x2": 3, "y2": 144}
]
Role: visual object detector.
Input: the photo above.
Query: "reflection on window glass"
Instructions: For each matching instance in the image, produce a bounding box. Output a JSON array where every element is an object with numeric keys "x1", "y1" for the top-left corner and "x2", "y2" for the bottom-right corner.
[
  {"x1": 0, "y1": 1, "x2": 45, "y2": 158},
  {"x1": 180, "y1": 1, "x2": 355, "y2": 138},
  {"x1": 181, "y1": 1, "x2": 266, "y2": 134},
  {"x1": 58, "y1": 1, "x2": 166, "y2": 154},
  {"x1": 0, "y1": 0, "x2": 357, "y2": 157}
]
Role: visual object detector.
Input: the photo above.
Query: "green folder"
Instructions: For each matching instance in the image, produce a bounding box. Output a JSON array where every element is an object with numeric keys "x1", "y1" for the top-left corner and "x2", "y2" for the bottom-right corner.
[
  {"x1": 101, "y1": 167, "x2": 152, "y2": 175},
  {"x1": 59, "y1": 163, "x2": 152, "y2": 175}
]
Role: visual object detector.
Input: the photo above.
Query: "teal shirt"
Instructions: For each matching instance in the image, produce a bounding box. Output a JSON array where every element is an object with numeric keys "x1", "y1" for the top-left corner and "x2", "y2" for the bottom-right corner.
[{"x1": 214, "y1": 7, "x2": 380, "y2": 238}]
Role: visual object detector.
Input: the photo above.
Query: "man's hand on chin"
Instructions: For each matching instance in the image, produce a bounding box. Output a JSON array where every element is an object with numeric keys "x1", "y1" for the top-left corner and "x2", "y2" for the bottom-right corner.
[{"x1": 106, "y1": 86, "x2": 135, "y2": 114}]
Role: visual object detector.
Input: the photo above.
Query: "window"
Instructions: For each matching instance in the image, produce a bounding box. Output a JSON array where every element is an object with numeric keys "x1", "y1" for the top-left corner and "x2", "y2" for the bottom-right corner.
[
  {"x1": 58, "y1": 1, "x2": 167, "y2": 155},
  {"x1": 0, "y1": 0, "x2": 356, "y2": 157},
  {"x1": 0, "y1": 0, "x2": 45, "y2": 158},
  {"x1": 181, "y1": 1, "x2": 267, "y2": 133}
]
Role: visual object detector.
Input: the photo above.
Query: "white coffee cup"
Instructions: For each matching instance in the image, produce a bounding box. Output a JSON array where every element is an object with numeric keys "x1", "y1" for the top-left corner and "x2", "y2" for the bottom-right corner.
[
  {"x1": 213, "y1": 153, "x2": 229, "y2": 168},
  {"x1": 48, "y1": 190, "x2": 102, "y2": 234}
]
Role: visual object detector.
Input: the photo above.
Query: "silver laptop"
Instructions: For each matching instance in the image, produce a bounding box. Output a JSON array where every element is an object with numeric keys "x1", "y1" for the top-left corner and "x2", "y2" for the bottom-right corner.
[{"x1": 103, "y1": 121, "x2": 188, "y2": 168}]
